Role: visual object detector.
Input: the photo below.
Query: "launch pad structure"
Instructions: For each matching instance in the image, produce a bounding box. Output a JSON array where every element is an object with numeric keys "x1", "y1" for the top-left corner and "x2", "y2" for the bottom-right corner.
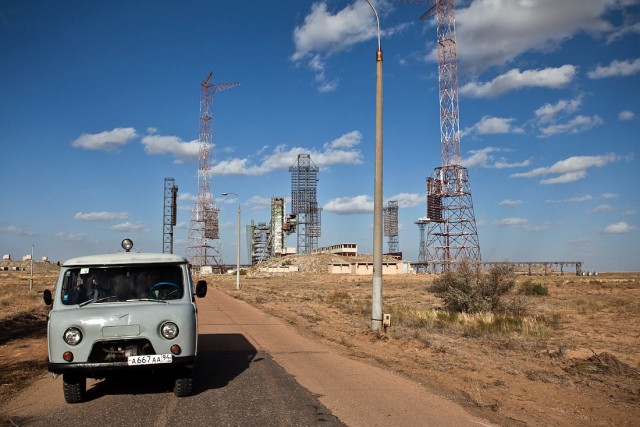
[
  {"x1": 246, "y1": 197, "x2": 297, "y2": 265},
  {"x1": 185, "y1": 72, "x2": 240, "y2": 270},
  {"x1": 289, "y1": 154, "x2": 322, "y2": 255}
]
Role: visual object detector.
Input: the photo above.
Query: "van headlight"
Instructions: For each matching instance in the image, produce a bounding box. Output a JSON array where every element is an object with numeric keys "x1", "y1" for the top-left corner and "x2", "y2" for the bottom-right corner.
[
  {"x1": 63, "y1": 327, "x2": 83, "y2": 346},
  {"x1": 160, "y1": 322, "x2": 179, "y2": 339}
]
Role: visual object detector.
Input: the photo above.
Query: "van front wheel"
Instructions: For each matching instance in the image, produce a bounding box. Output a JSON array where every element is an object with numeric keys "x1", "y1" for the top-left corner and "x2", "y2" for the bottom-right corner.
[
  {"x1": 174, "y1": 369, "x2": 193, "y2": 397},
  {"x1": 62, "y1": 374, "x2": 86, "y2": 403}
]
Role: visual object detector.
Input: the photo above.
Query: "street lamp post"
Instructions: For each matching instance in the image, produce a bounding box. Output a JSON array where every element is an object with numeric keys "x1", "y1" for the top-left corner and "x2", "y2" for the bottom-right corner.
[
  {"x1": 365, "y1": 0, "x2": 384, "y2": 332},
  {"x1": 222, "y1": 192, "x2": 241, "y2": 290}
]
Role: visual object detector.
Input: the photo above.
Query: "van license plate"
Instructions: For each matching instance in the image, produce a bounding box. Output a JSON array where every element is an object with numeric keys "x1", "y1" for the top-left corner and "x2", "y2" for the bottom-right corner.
[{"x1": 128, "y1": 354, "x2": 173, "y2": 366}]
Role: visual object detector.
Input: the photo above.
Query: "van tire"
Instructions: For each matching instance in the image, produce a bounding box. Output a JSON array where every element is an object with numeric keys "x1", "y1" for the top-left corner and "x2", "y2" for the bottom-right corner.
[
  {"x1": 174, "y1": 371, "x2": 193, "y2": 397},
  {"x1": 63, "y1": 374, "x2": 86, "y2": 403}
]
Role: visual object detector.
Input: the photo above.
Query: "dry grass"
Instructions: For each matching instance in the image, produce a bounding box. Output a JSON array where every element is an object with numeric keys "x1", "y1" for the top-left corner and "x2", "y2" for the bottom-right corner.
[{"x1": 210, "y1": 270, "x2": 640, "y2": 426}]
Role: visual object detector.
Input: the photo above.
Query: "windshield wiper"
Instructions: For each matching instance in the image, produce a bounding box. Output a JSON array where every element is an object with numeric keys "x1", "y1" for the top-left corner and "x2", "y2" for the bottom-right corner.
[
  {"x1": 126, "y1": 298, "x2": 168, "y2": 303},
  {"x1": 79, "y1": 296, "x2": 118, "y2": 307}
]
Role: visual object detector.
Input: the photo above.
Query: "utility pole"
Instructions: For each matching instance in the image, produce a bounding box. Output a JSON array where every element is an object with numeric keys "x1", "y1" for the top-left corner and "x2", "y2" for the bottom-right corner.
[{"x1": 365, "y1": 0, "x2": 384, "y2": 332}]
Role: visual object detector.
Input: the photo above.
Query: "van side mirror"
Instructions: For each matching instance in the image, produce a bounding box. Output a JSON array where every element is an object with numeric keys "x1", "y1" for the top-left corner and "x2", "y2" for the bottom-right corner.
[
  {"x1": 43, "y1": 289, "x2": 53, "y2": 306},
  {"x1": 195, "y1": 280, "x2": 207, "y2": 298}
]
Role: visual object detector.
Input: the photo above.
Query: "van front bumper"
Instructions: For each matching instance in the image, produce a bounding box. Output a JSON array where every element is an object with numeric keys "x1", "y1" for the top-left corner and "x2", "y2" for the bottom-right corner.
[{"x1": 48, "y1": 355, "x2": 195, "y2": 375}]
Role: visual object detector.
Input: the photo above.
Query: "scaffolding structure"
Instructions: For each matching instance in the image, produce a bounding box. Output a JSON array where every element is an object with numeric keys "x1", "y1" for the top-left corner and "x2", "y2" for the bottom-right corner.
[
  {"x1": 406, "y1": 0, "x2": 481, "y2": 273},
  {"x1": 383, "y1": 200, "x2": 399, "y2": 254},
  {"x1": 185, "y1": 72, "x2": 240, "y2": 270},
  {"x1": 289, "y1": 154, "x2": 321, "y2": 254},
  {"x1": 162, "y1": 178, "x2": 178, "y2": 254}
]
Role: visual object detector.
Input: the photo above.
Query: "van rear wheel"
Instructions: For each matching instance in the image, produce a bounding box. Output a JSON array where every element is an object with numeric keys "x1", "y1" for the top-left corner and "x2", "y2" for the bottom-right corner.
[{"x1": 62, "y1": 374, "x2": 86, "y2": 403}]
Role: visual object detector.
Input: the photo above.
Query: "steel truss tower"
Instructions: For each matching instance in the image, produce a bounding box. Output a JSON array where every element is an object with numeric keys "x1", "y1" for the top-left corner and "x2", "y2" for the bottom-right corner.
[
  {"x1": 186, "y1": 72, "x2": 240, "y2": 270},
  {"x1": 383, "y1": 200, "x2": 399, "y2": 253},
  {"x1": 407, "y1": 0, "x2": 481, "y2": 273},
  {"x1": 289, "y1": 154, "x2": 322, "y2": 254},
  {"x1": 163, "y1": 178, "x2": 178, "y2": 254}
]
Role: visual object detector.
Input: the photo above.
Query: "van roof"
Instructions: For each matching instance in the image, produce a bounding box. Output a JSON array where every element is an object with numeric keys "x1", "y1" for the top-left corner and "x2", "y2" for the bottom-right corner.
[{"x1": 62, "y1": 252, "x2": 188, "y2": 267}]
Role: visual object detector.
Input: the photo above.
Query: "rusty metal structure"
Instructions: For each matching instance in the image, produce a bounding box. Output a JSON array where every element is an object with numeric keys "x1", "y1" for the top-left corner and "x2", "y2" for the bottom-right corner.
[
  {"x1": 163, "y1": 178, "x2": 178, "y2": 254},
  {"x1": 403, "y1": 0, "x2": 481, "y2": 273},
  {"x1": 289, "y1": 154, "x2": 322, "y2": 254},
  {"x1": 186, "y1": 72, "x2": 240, "y2": 270},
  {"x1": 383, "y1": 200, "x2": 399, "y2": 254}
]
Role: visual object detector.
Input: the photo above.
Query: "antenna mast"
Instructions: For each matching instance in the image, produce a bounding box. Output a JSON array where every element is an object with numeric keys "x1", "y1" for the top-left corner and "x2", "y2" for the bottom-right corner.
[
  {"x1": 186, "y1": 72, "x2": 240, "y2": 271},
  {"x1": 402, "y1": 0, "x2": 481, "y2": 273}
]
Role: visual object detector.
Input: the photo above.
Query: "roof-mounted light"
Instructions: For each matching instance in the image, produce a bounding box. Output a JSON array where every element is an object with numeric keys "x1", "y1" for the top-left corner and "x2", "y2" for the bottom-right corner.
[{"x1": 121, "y1": 238, "x2": 134, "y2": 252}]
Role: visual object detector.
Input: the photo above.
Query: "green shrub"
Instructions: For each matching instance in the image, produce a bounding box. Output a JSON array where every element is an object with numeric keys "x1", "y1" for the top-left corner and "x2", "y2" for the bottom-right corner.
[
  {"x1": 428, "y1": 261, "x2": 517, "y2": 313},
  {"x1": 520, "y1": 280, "x2": 549, "y2": 296}
]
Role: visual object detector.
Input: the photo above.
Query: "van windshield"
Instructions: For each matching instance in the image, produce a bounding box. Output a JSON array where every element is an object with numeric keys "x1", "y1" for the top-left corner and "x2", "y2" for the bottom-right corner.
[{"x1": 60, "y1": 264, "x2": 184, "y2": 305}]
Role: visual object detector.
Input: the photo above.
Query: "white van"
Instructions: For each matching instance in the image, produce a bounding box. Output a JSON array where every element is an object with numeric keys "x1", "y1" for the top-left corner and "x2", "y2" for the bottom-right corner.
[{"x1": 44, "y1": 239, "x2": 207, "y2": 403}]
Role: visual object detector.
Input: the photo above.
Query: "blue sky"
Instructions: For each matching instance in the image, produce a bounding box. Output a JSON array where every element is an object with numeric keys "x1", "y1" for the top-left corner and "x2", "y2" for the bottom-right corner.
[{"x1": 1, "y1": 0, "x2": 638, "y2": 271}]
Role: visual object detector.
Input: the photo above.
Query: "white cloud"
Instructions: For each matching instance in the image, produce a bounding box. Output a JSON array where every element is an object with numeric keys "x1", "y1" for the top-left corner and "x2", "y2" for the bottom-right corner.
[
  {"x1": 141, "y1": 134, "x2": 200, "y2": 163},
  {"x1": 499, "y1": 199, "x2": 523, "y2": 206},
  {"x1": 56, "y1": 231, "x2": 85, "y2": 241},
  {"x1": 385, "y1": 192, "x2": 423, "y2": 209},
  {"x1": 291, "y1": 1, "x2": 405, "y2": 92},
  {"x1": 211, "y1": 131, "x2": 363, "y2": 176},
  {"x1": 588, "y1": 58, "x2": 640, "y2": 79},
  {"x1": 592, "y1": 204, "x2": 613, "y2": 213},
  {"x1": 291, "y1": 2, "x2": 379, "y2": 92},
  {"x1": 462, "y1": 116, "x2": 524, "y2": 137},
  {"x1": 546, "y1": 194, "x2": 600, "y2": 204},
  {"x1": 534, "y1": 96, "x2": 583, "y2": 123},
  {"x1": 459, "y1": 65, "x2": 577, "y2": 98},
  {"x1": 110, "y1": 222, "x2": 148, "y2": 233},
  {"x1": 74, "y1": 211, "x2": 128, "y2": 221},
  {"x1": 601, "y1": 192, "x2": 618, "y2": 199},
  {"x1": 72, "y1": 127, "x2": 138, "y2": 151},
  {"x1": 461, "y1": 147, "x2": 530, "y2": 169},
  {"x1": 567, "y1": 195, "x2": 594, "y2": 202},
  {"x1": 323, "y1": 130, "x2": 362, "y2": 149},
  {"x1": 603, "y1": 221, "x2": 636, "y2": 234},
  {"x1": 539, "y1": 115, "x2": 603, "y2": 137},
  {"x1": 618, "y1": 110, "x2": 635, "y2": 121},
  {"x1": 323, "y1": 195, "x2": 373, "y2": 214},
  {"x1": 492, "y1": 217, "x2": 549, "y2": 232},
  {"x1": 247, "y1": 195, "x2": 272, "y2": 211},
  {"x1": 178, "y1": 192, "x2": 197, "y2": 203},
  {"x1": 0, "y1": 225, "x2": 34, "y2": 236},
  {"x1": 493, "y1": 217, "x2": 528, "y2": 227},
  {"x1": 511, "y1": 153, "x2": 620, "y2": 184},
  {"x1": 461, "y1": 147, "x2": 500, "y2": 168},
  {"x1": 453, "y1": 0, "x2": 621, "y2": 72}
]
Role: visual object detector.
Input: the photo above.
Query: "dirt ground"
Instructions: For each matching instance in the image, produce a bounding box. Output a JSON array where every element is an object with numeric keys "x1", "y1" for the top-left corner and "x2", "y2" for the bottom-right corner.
[{"x1": 1, "y1": 260, "x2": 639, "y2": 426}]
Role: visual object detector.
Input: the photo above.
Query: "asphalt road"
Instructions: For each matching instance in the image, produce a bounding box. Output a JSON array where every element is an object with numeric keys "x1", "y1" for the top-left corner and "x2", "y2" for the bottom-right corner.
[{"x1": 6, "y1": 346, "x2": 344, "y2": 427}]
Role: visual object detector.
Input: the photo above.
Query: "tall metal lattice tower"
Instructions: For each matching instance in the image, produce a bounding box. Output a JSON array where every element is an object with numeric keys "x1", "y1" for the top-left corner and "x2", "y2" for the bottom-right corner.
[
  {"x1": 383, "y1": 200, "x2": 399, "y2": 254},
  {"x1": 163, "y1": 178, "x2": 178, "y2": 254},
  {"x1": 186, "y1": 72, "x2": 240, "y2": 270},
  {"x1": 289, "y1": 154, "x2": 322, "y2": 254},
  {"x1": 406, "y1": 0, "x2": 481, "y2": 273}
]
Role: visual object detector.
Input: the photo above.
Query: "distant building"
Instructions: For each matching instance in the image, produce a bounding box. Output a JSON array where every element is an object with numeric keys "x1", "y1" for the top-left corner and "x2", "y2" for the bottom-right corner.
[
  {"x1": 312, "y1": 243, "x2": 357, "y2": 257},
  {"x1": 2, "y1": 254, "x2": 10, "y2": 261}
]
